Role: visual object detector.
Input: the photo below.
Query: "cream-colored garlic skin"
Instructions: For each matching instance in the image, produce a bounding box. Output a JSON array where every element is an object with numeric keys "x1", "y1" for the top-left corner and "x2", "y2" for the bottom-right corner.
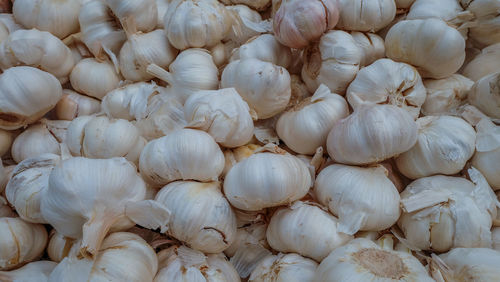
[
  {"x1": 465, "y1": 0, "x2": 500, "y2": 47},
  {"x1": 184, "y1": 88, "x2": 255, "y2": 148},
  {"x1": 70, "y1": 58, "x2": 121, "y2": 100},
  {"x1": 302, "y1": 30, "x2": 362, "y2": 94},
  {"x1": 315, "y1": 238, "x2": 434, "y2": 282},
  {"x1": 223, "y1": 151, "x2": 311, "y2": 211},
  {"x1": 350, "y1": 32, "x2": 385, "y2": 67},
  {"x1": 47, "y1": 230, "x2": 75, "y2": 263},
  {"x1": 0, "y1": 165, "x2": 14, "y2": 194},
  {"x1": 327, "y1": 104, "x2": 418, "y2": 165},
  {"x1": 55, "y1": 90, "x2": 101, "y2": 121},
  {"x1": 164, "y1": 0, "x2": 230, "y2": 50},
  {"x1": 225, "y1": 5, "x2": 262, "y2": 45},
  {"x1": 493, "y1": 228, "x2": 500, "y2": 250},
  {"x1": 276, "y1": 85, "x2": 349, "y2": 155},
  {"x1": 462, "y1": 43, "x2": 500, "y2": 81},
  {"x1": 385, "y1": 19, "x2": 466, "y2": 79},
  {"x1": 468, "y1": 72, "x2": 500, "y2": 119},
  {"x1": 230, "y1": 34, "x2": 292, "y2": 68},
  {"x1": 471, "y1": 119, "x2": 500, "y2": 190},
  {"x1": 0, "y1": 130, "x2": 12, "y2": 157},
  {"x1": 434, "y1": 248, "x2": 500, "y2": 281},
  {"x1": 222, "y1": 59, "x2": 291, "y2": 119},
  {"x1": 315, "y1": 164, "x2": 401, "y2": 235},
  {"x1": 421, "y1": 74, "x2": 474, "y2": 116},
  {"x1": 106, "y1": 0, "x2": 158, "y2": 33},
  {"x1": 0, "y1": 217, "x2": 48, "y2": 270},
  {"x1": 346, "y1": 59, "x2": 426, "y2": 119},
  {"x1": 139, "y1": 129, "x2": 225, "y2": 187},
  {"x1": 337, "y1": 0, "x2": 396, "y2": 32},
  {"x1": 395, "y1": 116, "x2": 476, "y2": 179},
  {"x1": 209, "y1": 42, "x2": 229, "y2": 67},
  {"x1": 249, "y1": 253, "x2": 317, "y2": 282},
  {"x1": 0, "y1": 261, "x2": 56, "y2": 282},
  {"x1": 0, "y1": 66, "x2": 62, "y2": 130}
]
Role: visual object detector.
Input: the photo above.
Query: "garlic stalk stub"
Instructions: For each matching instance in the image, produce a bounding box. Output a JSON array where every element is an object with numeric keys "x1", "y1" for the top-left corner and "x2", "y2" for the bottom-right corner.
[
  {"x1": 421, "y1": 74, "x2": 474, "y2": 116},
  {"x1": 230, "y1": 34, "x2": 292, "y2": 68},
  {"x1": 55, "y1": 90, "x2": 101, "y2": 121},
  {"x1": 0, "y1": 261, "x2": 56, "y2": 282},
  {"x1": 471, "y1": 118, "x2": 500, "y2": 190},
  {"x1": 249, "y1": 253, "x2": 318, "y2": 282},
  {"x1": 336, "y1": 0, "x2": 396, "y2": 32},
  {"x1": 106, "y1": 0, "x2": 158, "y2": 33},
  {"x1": 467, "y1": 72, "x2": 500, "y2": 119},
  {"x1": 465, "y1": 0, "x2": 500, "y2": 47},
  {"x1": 70, "y1": 58, "x2": 121, "y2": 100}
]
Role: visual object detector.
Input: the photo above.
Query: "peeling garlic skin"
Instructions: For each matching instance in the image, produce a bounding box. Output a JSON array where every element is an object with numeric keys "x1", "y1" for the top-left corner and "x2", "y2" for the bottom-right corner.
[{"x1": 435, "y1": 248, "x2": 500, "y2": 281}]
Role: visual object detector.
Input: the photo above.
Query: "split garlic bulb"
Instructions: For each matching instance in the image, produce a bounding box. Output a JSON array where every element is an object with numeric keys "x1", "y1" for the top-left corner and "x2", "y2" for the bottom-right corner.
[
  {"x1": 337, "y1": 0, "x2": 396, "y2": 32},
  {"x1": 421, "y1": 74, "x2": 474, "y2": 116},
  {"x1": 471, "y1": 118, "x2": 500, "y2": 190},
  {"x1": 40, "y1": 157, "x2": 147, "y2": 259},
  {"x1": 350, "y1": 32, "x2": 385, "y2": 67},
  {"x1": 385, "y1": 18, "x2": 466, "y2": 79},
  {"x1": 47, "y1": 230, "x2": 75, "y2": 262},
  {"x1": 395, "y1": 115, "x2": 476, "y2": 179},
  {"x1": 224, "y1": 5, "x2": 262, "y2": 44},
  {"x1": 433, "y1": 248, "x2": 500, "y2": 281},
  {"x1": 346, "y1": 58, "x2": 426, "y2": 119},
  {"x1": 0, "y1": 217, "x2": 48, "y2": 270},
  {"x1": 327, "y1": 104, "x2": 418, "y2": 165},
  {"x1": 464, "y1": 0, "x2": 500, "y2": 47},
  {"x1": 106, "y1": 0, "x2": 158, "y2": 33},
  {"x1": 221, "y1": 59, "x2": 291, "y2": 119},
  {"x1": 184, "y1": 88, "x2": 255, "y2": 148},
  {"x1": 468, "y1": 72, "x2": 500, "y2": 119},
  {"x1": 314, "y1": 238, "x2": 434, "y2": 281},
  {"x1": 249, "y1": 253, "x2": 318, "y2": 282},
  {"x1": 301, "y1": 30, "x2": 363, "y2": 94},
  {"x1": 0, "y1": 261, "x2": 56, "y2": 282},
  {"x1": 55, "y1": 90, "x2": 101, "y2": 121},
  {"x1": 230, "y1": 34, "x2": 292, "y2": 68},
  {"x1": 139, "y1": 129, "x2": 224, "y2": 187},
  {"x1": 276, "y1": 84, "x2": 349, "y2": 155},
  {"x1": 273, "y1": 0, "x2": 340, "y2": 49},
  {"x1": 462, "y1": 43, "x2": 500, "y2": 81},
  {"x1": 70, "y1": 58, "x2": 121, "y2": 100},
  {"x1": 315, "y1": 164, "x2": 401, "y2": 235},
  {"x1": 0, "y1": 66, "x2": 62, "y2": 130}
]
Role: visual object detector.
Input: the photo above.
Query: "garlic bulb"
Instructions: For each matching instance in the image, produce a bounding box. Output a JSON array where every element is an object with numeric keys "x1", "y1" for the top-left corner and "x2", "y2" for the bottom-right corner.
[
  {"x1": 106, "y1": 0, "x2": 158, "y2": 33},
  {"x1": 184, "y1": 88, "x2": 255, "y2": 148},
  {"x1": 209, "y1": 42, "x2": 230, "y2": 67},
  {"x1": 0, "y1": 261, "x2": 56, "y2": 282},
  {"x1": 346, "y1": 58, "x2": 426, "y2": 119},
  {"x1": 462, "y1": 43, "x2": 500, "y2": 81},
  {"x1": 327, "y1": 104, "x2": 418, "y2": 165},
  {"x1": 468, "y1": 72, "x2": 500, "y2": 119},
  {"x1": 230, "y1": 34, "x2": 292, "y2": 68},
  {"x1": 350, "y1": 32, "x2": 385, "y2": 67},
  {"x1": 465, "y1": 0, "x2": 500, "y2": 47},
  {"x1": 221, "y1": 59, "x2": 291, "y2": 119},
  {"x1": 0, "y1": 217, "x2": 48, "y2": 270},
  {"x1": 421, "y1": 74, "x2": 474, "y2": 116},
  {"x1": 385, "y1": 18, "x2": 466, "y2": 79},
  {"x1": 164, "y1": 0, "x2": 231, "y2": 50},
  {"x1": 276, "y1": 84, "x2": 349, "y2": 155},
  {"x1": 225, "y1": 5, "x2": 262, "y2": 44},
  {"x1": 395, "y1": 115, "x2": 476, "y2": 179},
  {"x1": 273, "y1": 0, "x2": 340, "y2": 49},
  {"x1": 40, "y1": 157, "x2": 147, "y2": 259},
  {"x1": 315, "y1": 164, "x2": 401, "y2": 235},
  {"x1": 314, "y1": 238, "x2": 434, "y2": 281},
  {"x1": 55, "y1": 90, "x2": 101, "y2": 121},
  {"x1": 139, "y1": 129, "x2": 224, "y2": 187},
  {"x1": 0, "y1": 66, "x2": 62, "y2": 130},
  {"x1": 337, "y1": 0, "x2": 396, "y2": 32},
  {"x1": 471, "y1": 118, "x2": 500, "y2": 190},
  {"x1": 47, "y1": 230, "x2": 75, "y2": 263},
  {"x1": 70, "y1": 58, "x2": 121, "y2": 100},
  {"x1": 156, "y1": 0, "x2": 170, "y2": 28},
  {"x1": 249, "y1": 253, "x2": 318, "y2": 282},
  {"x1": 433, "y1": 248, "x2": 500, "y2": 281},
  {"x1": 301, "y1": 30, "x2": 362, "y2": 94}
]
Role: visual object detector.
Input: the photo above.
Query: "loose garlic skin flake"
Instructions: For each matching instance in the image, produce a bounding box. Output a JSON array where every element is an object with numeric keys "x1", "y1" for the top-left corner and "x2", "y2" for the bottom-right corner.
[
  {"x1": 55, "y1": 90, "x2": 101, "y2": 121},
  {"x1": 337, "y1": 0, "x2": 396, "y2": 32},
  {"x1": 249, "y1": 253, "x2": 318, "y2": 282},
  {"x1": 421, "y1": 74, "x2": 474, "y2": 116},
  {"x1": 70, "y1": 58, "x2": 121, "y2": 100},
  {"x1": 230, "y1": 34, "x2": 292, "y2": 69},
  {"x1": 468, "y1": 72, "x2": 500, "y2": 119},
  {"x1": 0, "y1": 261, "x2": 56, "y2": 282}
]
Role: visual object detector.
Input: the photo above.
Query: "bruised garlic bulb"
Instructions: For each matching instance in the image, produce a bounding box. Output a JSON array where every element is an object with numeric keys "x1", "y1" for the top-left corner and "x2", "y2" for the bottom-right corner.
[
  {"x1": 106, "y1": 0, "x2": 158, "y2": 33},
  {"x1": 471, "y1": 118, "x2": 500, "y2": 190},
  {"x1": 55, "y1": 90, "x2": 101, "y2": 121},
  {"x1": 433, "y1": 248, "x2": 500, "y2": 281},
  {"x1": 0, "y1": 261, "x2": 56, "y2": 282},
  {"x1": 327, "y1": 104, "x2": 418, "y2": 165},
  {"x1": 249, "y1": 253, "x2": 317, "y2": 282},
  {"x1": 0, "y1": 66, "x2": 62, "y2": 130},
  {"x1": 386, "y1": 19, "x2": 466, "y2": 79},
  {"x1": 346, "y1": 59, "x2": 426, "y2": 119},
  {"x1": 350, "y1": 32, "x2": 385, "y2": 67},
  {"x1": 421, "y1": 74, "x2": 474, "y2": 116},
  {"x1": 224, "y1": 5, "x2": 262, "y2": 44},
  {"x1": 222, "y1": 59, "x2": 291, "y2": 119},
  {"x1": 468, "y1": 72, "x2": 500, "y2": 119},
  {"x1": 230, "y1": 34, "x2": 292, "y2": 68},
  {"x1": 464, "y1": 0, "x2": 500, "y2": 47},
  {"x1": 139, "y1": 129, "x2": 224, "y2": 187},
  {"x1": 0, "y1": 217, "x2": 48, "y2": 270},
  {"x1": 395, "y1": 116, "x2": 476, "y2": 179},
  {"x1": 462, "y1": 43, "x2": 500, "y2": 81},
  {"x1": 302, "y1": 30, "x2": 362, "y2": 94},
  {"x1": 315, "y1": 164, "x2": 401, "y2": 235},
  {"x1": 70, "y1": 58, "x2": 121, "y2": 100},
  {"x1": 337, "y1": 0, "x2": 396, "y2": 32},
  {"x1": 47, "y1": 230, "x2": 75, "y2": 262}
]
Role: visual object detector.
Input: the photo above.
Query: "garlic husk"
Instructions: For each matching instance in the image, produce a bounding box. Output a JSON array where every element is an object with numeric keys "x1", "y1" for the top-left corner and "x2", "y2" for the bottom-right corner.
[
  {"x1": 285, "y1": 74, "x2": 311, "y2": 110},
  {"x1": 465, "y1": 0, "x2": 500, "y2": 48},
  {"x1": 230, "y1": 34, "x2": 292, "y2": 68},
  {"x1": 468, "y1": 72, "x2": 500, "y2": 119},
  {"x1": 421, "y1": 74, "x2": 474, "y2": 116},
  {"x1": 385, "y1": 18, "x2": 466, "y2": 79},
  {"x1": 350, "y1": 31, "x2": 385, "y2": 67},
  {"x1": 493, "y1": 227, "x2": 500, "y2": 250},
  {"x1": 184, "y1": 88, "x2": 255, "y2": 148},
  {"x1": 327, "y1": 104, "x2": 418, "y2": 165},
  {"x1": 221, "y1": 58, "x2": 291, "y2": 119},
  {"x1": 55, "y1": 90, "x2": 101, "y2": 121},
  {"x1": 249, "y1": 253, "x2": 318, "y2": 282},
  {"x1": 346, "y1": 58, "x2": 426, "y2": 119},
  {"x1": 0, "y1": 129, "x2": 12, "y2": 157},
  {"x1": 276, "y1": 84, "x2": 349, "y2": 155},
  {"x1": 0, "y1": 261, "x2": 56, "y2": 282},
  {"x1": 462, "y1": 43, "x2": 500, "y2": 81},
  {"x1": 395, "y1": 115, "x2": 476, "y2": 179},
  {"x1": 0, "y1": 217, "x2": 48, "y2": 270},
  {"x1": 432, "y1": 248, "x2": 500, "y2": 281},
  {"x1": 471, "y1": 118, "x2": 500, "y2": 190},
  {"x1": 337, "y1": 0, "x2": 396, "y2": 32},
  {"x1": 301, "y1": 30, "x2": 362, "y2": 94},
  {"x1": 139, "y1": 129, "x2": 225, "y2": 187},
  {"x1": 224, "y1": 0, "x2": 271, "y2": 11},
  {"x1": 314, "y1": 238, "x2": 434, "y2": 281},
  {"x1": 65, "y1": 34, "x2": 92, "y2": 65},
  {"x1": 70, "y1": 58, "x2": 121, "y2": 100},
  {"x1": 40, "y1": 157, "x2": 147, "y2": 259},
  {"x1": 106, "y1": 0, "x2": 158, "y2": 33},
  {"x1": 47, "y1": 230, "x2": 75, "y2": 263},
  {"x1": 315, "y1": 164, "x2": 401, "y2": 235},
  {"x1": 224, "y1": 4, "x2": 262, "y2": 45}
]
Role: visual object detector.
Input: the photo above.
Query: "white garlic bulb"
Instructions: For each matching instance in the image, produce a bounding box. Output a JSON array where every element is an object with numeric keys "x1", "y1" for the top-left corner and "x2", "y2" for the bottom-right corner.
[
  {"x1": 0, "y1": 261, "x2": 56, "y2": 282},
  {"x1": 230, "y1": 34, "x2": 292, "y2": 68},
  {"x1": 106, "y1": 0, "x2": 158, "y2": 33},
  {"x1": 337, "y1": 0, "x2": 396, "y2": 32},
  {"x1": 468, "y1": 72, "x2": 500, "y2": 119},
  {"x1": 221, "y1": 59, "x2": 291, "y2": 119},
  {"x1": 385, "y1": 18, "x2": 466, "y2": 79},
  {"x1": 47, "y1": 230, "x2": 75, "y2": 263},
  {"x1": 350, "y1": 32, "x2": 385, "y2": 67},
  {"x1": 327, "y1": 104, "x2": 418, "y2": 165},
  {"x1": 395, "y1": 115, "x2": 476, "y2": 179},
  {"x1": 0, "y1": 217, "x2": 48, "y2": 270},
  {"x1": 471, "y1": 118, "x2": 500, "y2": 190},
  {"x1": 462, "y1": 43, "x2": 500, "y2": 81},
  {"x1": 314, "y1": 238, "x2": 434, "y2": 281},
  {"x1": 70, "y1": 58, "x2": 121, "y2": 100},
  {"x1": 55, "y1": 90, "x2": 101, "y2": 121},
  {"x1": 465, "y1": 0, "x2": 500, "y2": 47},
  {"x1": 346, "y1": 58, "x2": 426, "y2": 119},
  {"x1": 139, "y1": 129, "x2": 225, "y2": 187},
  {"x1": 421, "y1": 74, "x2": 474, "y2": 116},
  {"x1": 315, "y1": 164, "x2": 401, "y2": 235},
  {"x1": 276, "y1": 84, "x2": 349, "y2": 155},
  {"x1": 225, "y1": 5, "x2": 262, "y2": 44},
  {"x1": 301, "y1": 30, "x2": 362, "y2": 94},
  {"x1": 184, "y1": 88, "x2": 255, "y2": 148},
  {"x1": 249, "y1": 253, "x2": 318, "y2": 282},
  {"x1": 0, "y1": 66, "x2": 62, "y2": 130},
  {"x1": 433, "y1": 248, "x2": 500, "y2": 281}
]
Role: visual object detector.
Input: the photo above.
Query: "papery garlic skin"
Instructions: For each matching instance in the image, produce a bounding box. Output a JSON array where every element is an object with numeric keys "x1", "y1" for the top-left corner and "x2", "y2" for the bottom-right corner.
[
  {"x1": 0, "y1": 66, "x2": 62, "y2": 130},
  {"x1": 106, "y1": 0, "x2": 158, "y2": 33},
  {"x1": 55, "y1": 90, "x2": 101, "y2": 121},
  {"x1": 230, "y1": 34, "x2": 292, "y2": 68},
  {"x1": 462, "y1": 43, "x2": 500, "y2": 81},
  {"x1": 0, "y1": 196, "x2": 14, "y2": 217},
  {"x1": 385, "y1": 19, "x2": 466, "y2": 79},
  {"x1": 421, "y1": 74, "x2": 474, "y2": 116},
  {"x1": 70, "y1": 58, "x2": 121, "y2": 100},
  {"x1": 0, "y1": 217, "x2": 48, "y2": 270},
  {"x1": 47, "y1": 230, "x2": 75, "y2": 263},
  {"x1": 337, "y1": 0, "x2": 396, "y2": 32},
  {"x1": 435, "y1": 248, "x2": 500, "y2": 281},
  {"x1": 315, "y1": 164, "x2": 401, "y2": 235},
  {"x1": 350, "y1": 32, "x2": 385, "y2": 67},
  {"x1": 139, "y1": 129, "x2": 224, "y2": 187},
  {"x1": 468, "y1": 72, "x2": 500, "y2": 119},
  {"x1": 302, "y1": 30, "x2": 362, "y2": 94},
  {"x1": 249, "y1": 253, "x2": 317, "y2": 282},
  {"x1": 0, "y1": 260, "x2": 56, "y2": 282},
  {"x1": 222, "y1": 59, "x2": 291, "y2": 119},
  {"x1": 225, "y1": 5, "x2": 262, "y2": 44},
  {"x1": 471, "y1": 118, "x2": 500, "y2": 190},
  {"x1": 346, "y1": 59, "x2": 426, "y2": 119},
  {"x1": 0, "y1": 165, "x2": 14, "y2": 194},
  {"x1": 0, "y1": 129, "x2": 12, "y2": 157},
  {"x1": 327, "y1": 104, "x2": 418, "y2": 165},
  {"x1": 395, "y1": 116, "x2": 476, "y2": 179},
  {"x1": 465, "y1": 0, "x2": 500, "y2": 47}
]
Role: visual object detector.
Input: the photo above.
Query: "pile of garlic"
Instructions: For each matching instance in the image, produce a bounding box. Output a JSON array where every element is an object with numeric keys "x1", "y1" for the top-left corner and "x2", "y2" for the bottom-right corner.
[{"x1": 0, "y1": 0, "x2": 499, "y2": 281}]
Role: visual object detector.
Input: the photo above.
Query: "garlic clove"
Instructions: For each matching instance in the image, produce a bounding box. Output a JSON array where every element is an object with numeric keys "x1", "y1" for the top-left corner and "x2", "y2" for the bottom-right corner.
[
  {"x1": 432, "y1": 248, "x2": 500, "y2": 281},
  {"x1": 249, "y1": 253, "x2": 318, "y2": 282},
  {"x1": 350, "y1": 31, "x2": 386, "y2": 67},
  {"x1": 0, "y1": 196, "x2": 15, "y2": 217},
  {"x1": 47, "y1": 230, "x2": 76, "y2": 263},
  {"x1": 70, "y1": 58, "x2": 121, "y2": 100},
  {"x1": 55, "y1": 90, "x2": 101, "y2": 121},
  {"x1": 465, "y1": 0, "x2": 500, "y2": 48},
  {"x1": 225, "y1": 4, "x2": 263, "y2": 45},
  {"x1": 471, "y1": 118, "x2": 500, "y2": 190}
]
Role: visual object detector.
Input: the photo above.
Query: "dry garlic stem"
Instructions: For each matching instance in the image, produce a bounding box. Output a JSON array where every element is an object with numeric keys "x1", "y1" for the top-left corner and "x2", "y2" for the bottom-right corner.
[
  {"x1": 336, "y1": 0, "x2": 396, "y2": 32},
  {"x1": 471, "y1": 118, "x2": 500, "y2": 190},
  {"x1": 47, "y1": 230, "x2": 75, "y2": 263},
  {"x1": 230, "y1": 34, "x2": 292, "y2": 68},
  {"x1": 421, "y1": 74, "x2": 474, "y2": 116},
  {"x1": 70, "y1": 58, "x2": 121, "y2": 100},
  {"x1": 468, "y1": 72, "x2": 500, "y2": 119},
  {"x1": 462, "y1": 43, "x2": 500, "y2": 81},
  {"x1": 432, "y1": 248, "x2": 500, "y2": 281},
  {"x1": 55, "y1": 90, "x2": 101, "y2": 121},
  {"x1": 249, "y1": 253, "x2": 318, "y2": 282},
  {"x1": 106, "y1": 0, "x2": 158, "y2": 33}
]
